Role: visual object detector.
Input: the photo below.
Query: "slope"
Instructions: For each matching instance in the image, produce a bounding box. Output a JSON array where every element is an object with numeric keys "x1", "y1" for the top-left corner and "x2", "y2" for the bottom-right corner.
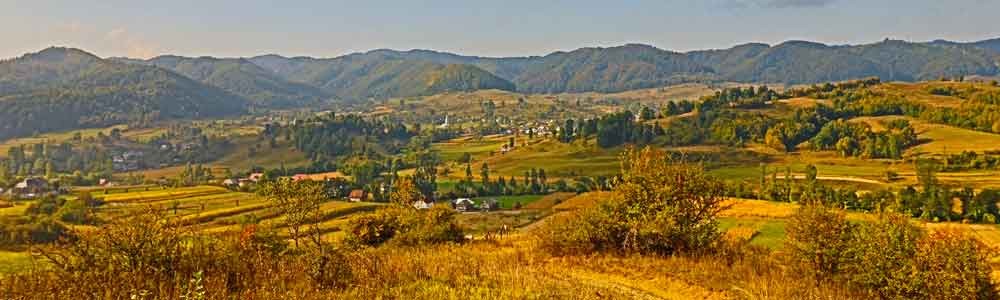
[{"x1": 0, "y1": 47, "x2": 247, "y2": 140}]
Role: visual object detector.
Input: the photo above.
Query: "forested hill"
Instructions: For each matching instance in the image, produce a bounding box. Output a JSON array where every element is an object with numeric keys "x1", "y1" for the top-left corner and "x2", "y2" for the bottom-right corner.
[
  {"x1": 117, "y1": 55, "x2": 329, "y2": 108},
  {"x1": 703, "y1": 40, "x2": 1000, "y2": 83},
  {"x1": 0, "y1": 47, "x2": 247, "y2": 140},
  {"x1": 246, "y1": 52, "x2": 516, "y2": 100}
]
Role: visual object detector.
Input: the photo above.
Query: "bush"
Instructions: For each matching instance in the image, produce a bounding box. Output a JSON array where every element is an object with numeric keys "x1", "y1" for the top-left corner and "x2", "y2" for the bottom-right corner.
[
  {"x1": 913, "y1": 230, "x2": 997, "y2": 300},
  {"x1": 345, "y1": 206, "x2": 465, "y2": 248},
  {"x1": 536, "y1": 146, "x2": 726, "y2": 255},
  {"x1": 843, "y1": 213, "x2": 923, "y2": 298},
  {"x1": 345, "y1": 208, "x2": 401, "y2": 247},
  {"x1": 785, "y1": 205, "x2": 854, "y2": 280},
  {"x1": 301, "y1": 246, "x2": 353, "y2": 289}
]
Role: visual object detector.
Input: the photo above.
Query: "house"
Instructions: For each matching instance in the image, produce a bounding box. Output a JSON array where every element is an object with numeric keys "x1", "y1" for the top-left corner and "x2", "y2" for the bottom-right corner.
[
  {"x1": 348, "y1": 189, "x2": 367, "y2": 202},
  {"x1": 481, "y1": 199, "x2": 500, "y2": 212},
  {"x1": 112, "y1": 150, "x2": 143, "y2": 172},
  {"x1": 237, "y1": 178, "x2": 255, "y2": 187},
  {"x1": 453, "y1": 198, "x2": 475, "y2": 212},
  {"x1": 222, "y1": 179, "x2": 238, "y2": 187},
  {"x1": 248, "y1": 173, "x2": 264, "y2": 182},
  {"x1": 412, "y1": 200, "x2": 434, "y2": 210},
  {"x1": 13, "y1": 177, "x2": 51, "y2": 199}
]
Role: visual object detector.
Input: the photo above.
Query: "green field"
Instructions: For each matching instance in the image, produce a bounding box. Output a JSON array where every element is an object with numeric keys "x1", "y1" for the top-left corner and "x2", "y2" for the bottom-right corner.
[
  {"x1": 0, "y1": 125, "x2": 126, "y2": 158},
  {"x1": 718, "y1": 217, "x2": 787, "y2": 249},
  {"x1": 852, "y1": 115, "x2": 1000, "y2": 155}
]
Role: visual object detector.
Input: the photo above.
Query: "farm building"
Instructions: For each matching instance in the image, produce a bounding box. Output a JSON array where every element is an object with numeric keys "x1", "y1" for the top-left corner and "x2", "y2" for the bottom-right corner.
[
  {"x1": 412, "y1": 200, "x2": 434, "y2": 210},
  {"x1": 481, "y1": 199, "x2": 500, "y2": 212},
  {"x1": 454, "y1": 198, "x2": 475, "y2": 212},
  {"x1": 13, "y1": 177, "x2": 52, "y2": 199},
  {"x1": 222, "y1": 179, "x2": 239, "y2": 188},
  {"x1": 348, "y1": 189, "x2": 367, "y2": 202},
  {"x1": 248, "y1": 173, "x2": 265, "y2": 182}
]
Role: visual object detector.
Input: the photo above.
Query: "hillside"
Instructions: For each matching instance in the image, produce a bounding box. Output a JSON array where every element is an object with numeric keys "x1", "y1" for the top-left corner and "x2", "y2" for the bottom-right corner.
[
  {"x1": 249, "y1": 52, "x2": 515, "y2": 99},
  {"x1": 124, "y1": 56, "x2": 329, "y2": 108},
  {"x1": 249, "y1": 38, "x2": 1000, "y2": 95},
  {"x1": 0, "y1": 47, "x2": 247, "y2": 140},
  {"x1": 511, "y1": 44, "x2": 715, "y2": 93},
  {"x1": 969, "y1": 38, "x2": 1000, "y2": 54},
  {"x1": 708, "y1": 40, "x2": 1000, "y2": 83}
]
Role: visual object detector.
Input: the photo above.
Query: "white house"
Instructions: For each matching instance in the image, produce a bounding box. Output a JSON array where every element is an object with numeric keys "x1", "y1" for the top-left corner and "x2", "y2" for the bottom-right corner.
[
  {"x1": 454, "y1": 198, "x2": 475, "y2": 212},
  {"x1": 412, "y1": 200, "x2": 434, "y2": 210}
]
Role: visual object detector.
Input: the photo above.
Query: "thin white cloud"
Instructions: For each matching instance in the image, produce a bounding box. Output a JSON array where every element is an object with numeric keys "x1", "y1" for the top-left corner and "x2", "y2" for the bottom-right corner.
[{"x1": 103, "y1": 27, "x2": 159, "y2": 58}]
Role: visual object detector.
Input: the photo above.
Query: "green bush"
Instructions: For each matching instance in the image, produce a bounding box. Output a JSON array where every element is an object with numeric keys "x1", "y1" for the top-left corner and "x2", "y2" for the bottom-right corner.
[
  {"x1": 345, "y1": 208, "x2": 402, "y2": 247},
  {"x1": 536, "y1": 146, "x2": 726, "y2": 255},
  {"x1": 345, "y1": 206, "x2": 465, "y2": 248},
  {"x1": 843, "y1": 213, "x2": 923, "y2": 298}
]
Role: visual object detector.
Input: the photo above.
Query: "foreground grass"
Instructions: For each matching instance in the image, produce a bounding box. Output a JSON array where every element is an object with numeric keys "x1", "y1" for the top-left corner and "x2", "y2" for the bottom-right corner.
[{"x1": 0, "y1": 251, "x2": 42, "y2": 275}]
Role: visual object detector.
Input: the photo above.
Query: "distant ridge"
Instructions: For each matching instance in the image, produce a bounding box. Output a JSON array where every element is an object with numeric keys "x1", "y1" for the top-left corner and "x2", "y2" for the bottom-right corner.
[{"x1": 243, "y1": 37, "x2": 1000, "y2": 94}]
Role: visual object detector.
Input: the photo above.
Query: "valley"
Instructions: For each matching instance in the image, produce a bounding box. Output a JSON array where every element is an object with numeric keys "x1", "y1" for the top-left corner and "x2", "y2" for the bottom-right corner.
[{"x1": 3, "y1": 38, "x2": 1000, "y2": 299}]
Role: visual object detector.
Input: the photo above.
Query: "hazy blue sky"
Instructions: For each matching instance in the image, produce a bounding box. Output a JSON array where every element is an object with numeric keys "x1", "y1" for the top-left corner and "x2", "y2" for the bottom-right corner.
[{"x1": 2, "y1": 0, "x2": 998, "y2": 59}]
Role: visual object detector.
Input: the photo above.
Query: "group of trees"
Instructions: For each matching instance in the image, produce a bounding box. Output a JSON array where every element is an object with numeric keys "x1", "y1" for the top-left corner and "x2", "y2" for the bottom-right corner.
[
  {"x1": 0, "y1": 142, "x2": 114, "y2": 187},
  {"x1": 0, "y1": 193, "x2": 97, "y2": 247},
  {"x1": 938, "y1": 150, "x2": 1000, "y2": 171},
  {"x1": 809, "y1": 119, "x2": 918, "y2": 159},
  {"x1": 553, "y1": 111, "x2": 666, "y2": 148},
  {"x1": 282, "y1": 112, "x2": 414, "y2": 163},
  {"x1": 451, "y1": 162, "x2": 555, "y2": 198},
  {"x1": 175, "y1": 163, "x2": 214, "y2": 187},
  {"x1": 755, "y1": 162, "x2": 1000, "y2": 224}
]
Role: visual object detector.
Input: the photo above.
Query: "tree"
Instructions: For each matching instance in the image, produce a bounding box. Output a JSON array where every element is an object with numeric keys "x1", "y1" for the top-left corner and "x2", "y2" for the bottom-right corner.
[
  {"x1": 390, "y1": 177, "x2": 424, "y2": 206},
  {"x1": 412, "y1": 151, "x2": 439, "y2": 200},
  {"x1": 480, "y1": 162, "x2": 490, "y2": 186},
  {"x1": 835, "y1": 136, "x2": 857, "y2": 157},
  {"x1": 764, "y1": 123, "x2": 794, "y2": 152},
  {"x1": 257, "y1": 180, "x2": 327, "y2": 247},
  {"x1": 805, "y1": 164, "x2": 818, "y2": 185}
]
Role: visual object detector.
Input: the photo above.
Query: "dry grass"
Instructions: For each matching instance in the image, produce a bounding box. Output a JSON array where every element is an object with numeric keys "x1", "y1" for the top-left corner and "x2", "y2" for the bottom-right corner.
[
  {"x1": 552, "y1": 191, "x2": 614, "y2": 211},
  {"x1": 523, "y1": 192, "x2": 578, "y2": 209}
]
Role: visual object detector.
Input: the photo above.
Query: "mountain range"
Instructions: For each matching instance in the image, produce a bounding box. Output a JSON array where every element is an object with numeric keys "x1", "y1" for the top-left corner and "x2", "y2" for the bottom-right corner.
[
  {"x1": 1, "y1": 38, "x2": 999, "y2": 139},
  {"x1": 0, "y1": 47, "x2": 246, "y2": 141},
  {"x1": 242, "y1": 38, "x2": 1000, "y2": 96}
]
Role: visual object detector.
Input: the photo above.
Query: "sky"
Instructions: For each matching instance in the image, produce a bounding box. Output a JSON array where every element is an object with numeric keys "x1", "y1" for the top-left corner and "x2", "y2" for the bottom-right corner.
[{"x1": 2, "y1": 0, "x2": 999, "y2": 59}]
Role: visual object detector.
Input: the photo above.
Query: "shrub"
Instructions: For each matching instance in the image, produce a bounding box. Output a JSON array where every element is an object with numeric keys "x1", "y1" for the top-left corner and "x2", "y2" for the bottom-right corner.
[
  {"x1": 536, "y1": 146, "x2": 726, "y2": 255},
  {"x1": 843, "y1": 213, "x2": 923, "y2": 298},
  {"x1": 301, "y1": 246, "x2": 353, "y2": 289},
  {"x1": 346, "y1": 206, "x2": 465, "y2": 248},
  {"x1": 785, "y1": 205, "x2": 854, "y2": 280},
  {"x1": 345, "y1": 208, "x2": 401, "y2": 247},
  {"x1": 534, "y1": 206, "x2": 620, "y2": 255},
  {"x1": 913, "y1": 230, "x2": 997, "y2": 300}
]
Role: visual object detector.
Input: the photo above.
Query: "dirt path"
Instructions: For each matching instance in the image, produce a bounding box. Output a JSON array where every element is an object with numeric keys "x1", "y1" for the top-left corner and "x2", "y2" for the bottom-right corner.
[{"x1": 782, "y1": 174, "x2": 885, "y2": 185}]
